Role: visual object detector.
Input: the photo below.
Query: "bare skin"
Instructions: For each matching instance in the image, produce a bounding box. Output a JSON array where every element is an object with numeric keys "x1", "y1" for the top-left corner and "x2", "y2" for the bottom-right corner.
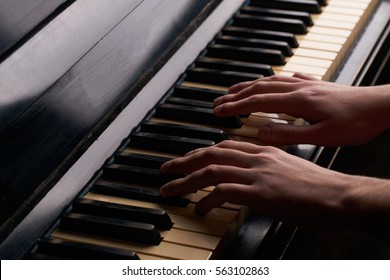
[
  {"x1": 160, "y1": 73, "x2": 390, "y2": 241},
  {"x1": 214, "y1": 73, "x2": 390, "y2": 146}
]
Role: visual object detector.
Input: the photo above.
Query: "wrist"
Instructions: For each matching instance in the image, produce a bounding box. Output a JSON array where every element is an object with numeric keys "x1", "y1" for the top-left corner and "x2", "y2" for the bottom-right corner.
[
  {"x1": 361, "y1": 85, "x2": 390, "y2": 130},
  {"x1": 342, "y1": 175, "x2": 390, "y2": 241}
]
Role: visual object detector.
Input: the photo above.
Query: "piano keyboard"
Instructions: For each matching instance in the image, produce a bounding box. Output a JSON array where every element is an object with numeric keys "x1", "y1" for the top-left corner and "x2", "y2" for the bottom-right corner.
[
  {"x1": 274, "y1": 0, "x2": 379, "y2": 80},
  {"x1": 26, "y1": 0, "x2": 379, "y2": 260}
]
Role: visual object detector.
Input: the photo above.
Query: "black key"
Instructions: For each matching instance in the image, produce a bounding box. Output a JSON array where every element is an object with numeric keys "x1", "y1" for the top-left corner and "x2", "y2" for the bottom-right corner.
[
  {"x1": 215, "y1": 35, "x2": 293, "y2": 56},
  {"x1": 173, "y1": 85, "x2": 226, "y2": 102},
  {"x1": 60, "y1": 212, "x2": 162, "y2": 245},
  {"x1": 37, "y1": 237, "x2": 140, "y2": 259},
  {"x1": 103, "y1": 163, "x2": 180, "y2": 187},
  {"x1": 166, "y1": 96, "x2": 214, "y2": 109},
  {"x1": 207, "y1": 44, "x2": 285, "y2": 65},
  {"x1": 155, "y1": 103, "x2": 242, "y2": 128},
  {"x1": 72, "y1": 198, "x2": 173, "y2": 230},
  {"x1": 316, "y1": 0, "x2": 327, "y2": 6},
  {"x1": 114, "y1": 151, "x2": 172, "y2": 169},
  {"x1": 233, "y1": 14, "x2": 307, "y2": 34},
  {"x1": 140, "y1": 120, "x2": 228, "y2": 143},
  {"x1": 170, "y1": 86, "x2": 249, "y2": 119},
  {"x1": 92, "y1": 180, "x2": 190, "y2": 207},
  {"x1": 195, "y1": 57, "x2": 274, "y2": 76},
  {"x1": 250, "y1": 0, "x2": 322, "y2": 14},
  {"x1": 240, "y1": 6, "x2": 313, "y2": 26},
  {"x1": 223, "y1": 26, "x2": 298, "y2": 48},
  {"x1": 186, "y1": 67, "x2": 261, "y2": 87},
  {"x1": 27, "y1": 253, "x2": 63, "y2": 260},
  {"x1": 130, "y1": 131, "x2": 214, "y2": 155}
]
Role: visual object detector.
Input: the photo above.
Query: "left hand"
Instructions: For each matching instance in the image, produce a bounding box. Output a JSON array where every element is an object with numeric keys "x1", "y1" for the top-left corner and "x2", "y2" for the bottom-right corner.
[{"x1": 160, "y1": 140, "x2": 358, "y2": 232}]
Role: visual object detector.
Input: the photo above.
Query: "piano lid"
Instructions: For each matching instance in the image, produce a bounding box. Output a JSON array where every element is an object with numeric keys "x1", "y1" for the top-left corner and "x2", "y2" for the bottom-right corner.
[{"x1": 0, "y1": 0, "x2": 221, "y2": 239}]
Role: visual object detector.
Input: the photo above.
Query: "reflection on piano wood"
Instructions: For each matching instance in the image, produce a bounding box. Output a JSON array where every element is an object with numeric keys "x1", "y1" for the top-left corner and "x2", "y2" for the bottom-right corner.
[{"x1": 1, "y1": 0, "x2": 389, "y2": 260}]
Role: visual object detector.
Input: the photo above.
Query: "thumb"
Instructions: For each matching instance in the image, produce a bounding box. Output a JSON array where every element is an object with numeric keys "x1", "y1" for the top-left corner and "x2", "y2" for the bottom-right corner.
[{"x1": 258, "y1": 123, "x2": 322, "y2": 145}]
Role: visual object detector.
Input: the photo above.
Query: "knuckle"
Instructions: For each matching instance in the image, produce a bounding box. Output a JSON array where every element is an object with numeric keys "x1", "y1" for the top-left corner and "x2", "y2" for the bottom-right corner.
[
  {"x1": 202, "y1": 164, "x2": 221, "y2": 177},
  {"x1": 268, "y1": 75, "x2": 281, "y2": 81},
  {"x1": 266, "y1": 75, "x2": 286, "y2": 83},
  {"x1": 199, "y1": 148, "x2": 215, "y2": 158},
  {"x1": 288, "y1": 89, "x2": 311, "y2": 106},
  {"x1": 216, "y1": 140, "x2": 235, "y2": 148},
  {"x1": 256, "y1": 146, "x2": 281, "y2": 161},
  {"x1": 247, "y1": 94, "x2": 262, "y2": 104},
  {"x1": 252, "y1": 82, "x2": 265, "y2": 91},
  {"x1": 258, "y1": 145, "x2": 277, "y2": 153}
]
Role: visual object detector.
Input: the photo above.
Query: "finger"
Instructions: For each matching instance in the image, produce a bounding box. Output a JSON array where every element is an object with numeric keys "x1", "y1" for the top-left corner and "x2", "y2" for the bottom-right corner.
[
  {"x1": 162, "y1": 140, "x2": 269, "y2": 174},
  {"x1": 160, "y1": 166, "x2": 251, "y2": 197},
  {"x1": 213, "y1": 139, "x2": 265, "y2": 153},
  {"x1": 215, "y1": 79, "x2": 305, "y2": 107},
  {"x1": 293, "y1": 72, "x2": 320, "y2": 81},
  {"x1": 227, "y1": 79, "x2": 259, "y2": 94},
  {"x1": 195, "y1": 183, "x2": 253, "y2": 215},
  {"x1": 228, "y1": 75, "x2": 307, "y2": 94},
  {"x1": 184, "y1": 140, "x2": 260, "y2": 157},
  {"x1": 214, "y1": 73, "x2": 309, "y2": 106},
  {"x1": 258, "y1": 122, "x2": 333, "y2": 146},
  {"x1": 161, "y1": 144, "x2": 258, "y2": 174},
  {"x1": 214, "y1": 92, "x2": 299, "y2": 117}
]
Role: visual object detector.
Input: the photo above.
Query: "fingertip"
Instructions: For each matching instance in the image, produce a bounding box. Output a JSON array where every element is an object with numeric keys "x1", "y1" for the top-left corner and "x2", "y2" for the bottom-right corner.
[
  {"x1": 160, "y1": 184, "x2": 171, "y2": 197},
  {"x1": 213, "y1": 104, "x2": 222, "y2": 116},
  {"x1": 213, "y1": 103, "x2": 231, "y2": 117},
  {"x1": 160, "y1": 160, "x2": 172, "y2": 173},
  {"x1": 213, "y1": 96, "x2": 224, "y2": 106}
]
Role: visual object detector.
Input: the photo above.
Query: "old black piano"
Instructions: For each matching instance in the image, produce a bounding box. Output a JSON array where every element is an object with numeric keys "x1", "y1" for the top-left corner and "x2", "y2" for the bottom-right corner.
[{"x1": 1, "y1": 0, "x2": 389, "y2": 260}]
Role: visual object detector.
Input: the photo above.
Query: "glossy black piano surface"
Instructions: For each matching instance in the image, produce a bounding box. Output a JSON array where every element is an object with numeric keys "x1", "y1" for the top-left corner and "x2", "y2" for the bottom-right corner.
[
  {"x1": 0, "y1": 0, "x2": 72, "y2": 58},
  {"x1": 0, "y1": 0, "x2": 220, "y2": 236},
  {"x1": 1, "y1": 0, "x2": 390, "y2": 260}
]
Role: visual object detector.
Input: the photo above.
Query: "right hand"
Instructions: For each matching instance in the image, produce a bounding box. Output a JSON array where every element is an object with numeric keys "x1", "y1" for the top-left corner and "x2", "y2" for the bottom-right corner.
[{"x1": 214, "y1": 73, "x2": 390, "y2": 147}]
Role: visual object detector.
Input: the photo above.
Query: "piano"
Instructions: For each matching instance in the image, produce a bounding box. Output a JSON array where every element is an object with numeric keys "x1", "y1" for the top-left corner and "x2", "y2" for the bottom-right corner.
[{"x1": 0, "y1": 0, "x2": 389, "y2": 259}]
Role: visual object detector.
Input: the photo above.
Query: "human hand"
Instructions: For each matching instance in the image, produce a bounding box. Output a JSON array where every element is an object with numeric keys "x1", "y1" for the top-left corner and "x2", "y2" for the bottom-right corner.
[
  {"x1": 214, "y1": 73, "x2": 390, "y2": 146},
  {"x1": 160, "y1": 140, "x2": 359, "y2": 232}
]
